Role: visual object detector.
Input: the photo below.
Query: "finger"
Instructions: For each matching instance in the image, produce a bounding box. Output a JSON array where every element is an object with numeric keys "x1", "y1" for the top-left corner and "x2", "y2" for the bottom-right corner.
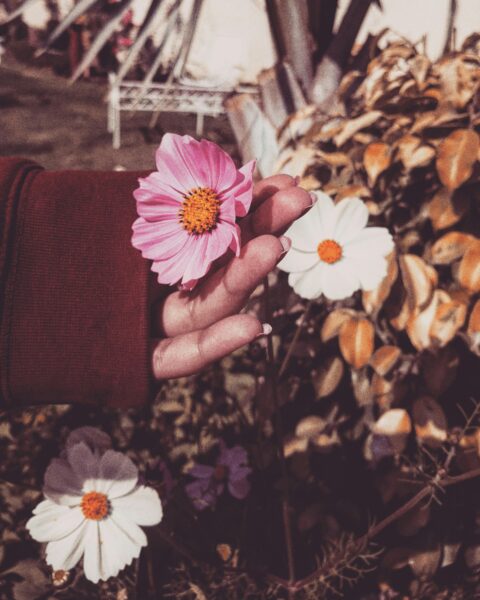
[
  {"x1": 152, "y1": 314, "x2": 269, "y2": 379},
  {"x1": 241, "y1": 184, "x2": 312, "y2": 243},
  {"x1": 251, "y1": 174, "x2": 298, "y2": 209},
  {"x1": 156, "y1": 234, "x2": 289, "y2": 337}
]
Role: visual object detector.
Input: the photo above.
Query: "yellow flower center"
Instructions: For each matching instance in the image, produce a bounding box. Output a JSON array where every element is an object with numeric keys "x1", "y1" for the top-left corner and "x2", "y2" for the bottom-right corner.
[
  {"x1": 317, "y1": 239, "x2": 343, "y2": 264},
  {"x1": 81, "y1": 491, "x2": 110, "y2": 520},
  {"x1": 179, "y1": 187, "x2": 220, "y2": 234}
]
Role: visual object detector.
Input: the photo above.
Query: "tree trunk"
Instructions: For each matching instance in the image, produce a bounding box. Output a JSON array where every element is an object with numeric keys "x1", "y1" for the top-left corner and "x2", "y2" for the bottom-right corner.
[
  {"x1": 309, "y1": 0, "x2": 374, "y2": 108},
  {"x1": 308, "y1": 0, "x2": 338, "y2": 65},
  {"x1": 265, "y1": 0, "x2": 313, "y2": 95}
]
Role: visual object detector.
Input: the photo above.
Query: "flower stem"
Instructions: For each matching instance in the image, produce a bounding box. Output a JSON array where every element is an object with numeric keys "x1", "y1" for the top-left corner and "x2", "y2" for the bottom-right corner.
[
  {"x1": 278, "y1": 300, "x2": 313, "y2": 379},
  {"x1": 264, "y1": 278, "x2": 296, "y2": 584}
]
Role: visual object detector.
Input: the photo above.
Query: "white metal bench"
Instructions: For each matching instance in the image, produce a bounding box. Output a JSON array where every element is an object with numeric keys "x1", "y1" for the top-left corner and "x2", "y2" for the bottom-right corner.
[{"x1": 107, "y1": 79, "x2": 259, "y2": 148}]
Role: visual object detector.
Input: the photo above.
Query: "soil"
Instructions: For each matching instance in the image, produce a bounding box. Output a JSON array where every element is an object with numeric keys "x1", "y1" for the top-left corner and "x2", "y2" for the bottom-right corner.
[{"x1": 0, "y1": 51, "x2": 237, "y2": 171}]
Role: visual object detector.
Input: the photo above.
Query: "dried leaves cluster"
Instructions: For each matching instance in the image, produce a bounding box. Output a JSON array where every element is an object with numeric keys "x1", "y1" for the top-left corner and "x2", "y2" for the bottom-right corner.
[{"x1": 267, "y1": 34, "x2": 480, "y2": 595}]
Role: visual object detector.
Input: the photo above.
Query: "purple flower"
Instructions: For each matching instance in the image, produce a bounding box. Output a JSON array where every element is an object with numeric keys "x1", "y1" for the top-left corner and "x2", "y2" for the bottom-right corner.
[{"x1": 185, "y1": 443, "x2": 252, "y2": 511}]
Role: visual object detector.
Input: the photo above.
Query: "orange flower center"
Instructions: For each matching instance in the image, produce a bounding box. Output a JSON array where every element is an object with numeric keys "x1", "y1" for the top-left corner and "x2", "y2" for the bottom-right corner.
[
  {"x1": 179, "y1": 187, "x2": 220, "y2": 234},
  {"x1": 80, "y1": 491, "x2": 110, "y2": 520},
  {"x1": 317, "y1": 239, "x2": 343, "y2": 264}
]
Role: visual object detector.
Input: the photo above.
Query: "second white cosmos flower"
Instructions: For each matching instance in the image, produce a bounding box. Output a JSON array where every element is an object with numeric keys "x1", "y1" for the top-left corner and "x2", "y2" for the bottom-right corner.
[
  {"x1": 27, "y1": 441, "x2": 163, "y2": 583},
  {"x1": 278, "y1": 192, "x2": 394, "y2": 300}
]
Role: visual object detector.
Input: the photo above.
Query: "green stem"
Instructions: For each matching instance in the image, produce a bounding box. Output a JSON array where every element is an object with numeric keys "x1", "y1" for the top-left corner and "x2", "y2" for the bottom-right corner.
[{"x1": 264, "y1": 277, "x2": 296, "y2": 584}]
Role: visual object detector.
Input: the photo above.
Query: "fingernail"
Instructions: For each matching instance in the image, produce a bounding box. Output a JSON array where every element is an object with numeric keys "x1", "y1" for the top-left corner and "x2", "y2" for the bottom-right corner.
[
  {"x1": 279, "y1": 235, "x2": 292, "y2": 255},
  {"x1": 309, "y1": 191, "x2": 318, "y2": 206},
  {"x1": 257, "y1": 323, "x2": 272, "y2": 338},
  {"x1": 293, "y1": 175, "x2": 301, "y2": 186}
]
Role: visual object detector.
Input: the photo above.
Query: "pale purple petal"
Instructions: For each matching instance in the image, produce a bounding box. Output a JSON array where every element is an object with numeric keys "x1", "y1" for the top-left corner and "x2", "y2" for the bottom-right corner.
[{"x1": 227, "y1": 477, "x2": 251, "y2": 500}]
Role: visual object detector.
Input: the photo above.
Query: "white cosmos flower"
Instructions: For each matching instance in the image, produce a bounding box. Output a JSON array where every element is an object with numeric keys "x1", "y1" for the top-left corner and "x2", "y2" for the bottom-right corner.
[
  {"x1": 278, "y1": 192, "x2": 394, "y2": 300},
  {"x1": 27, "y1": 442, "x2": 163, "y2": 583}
]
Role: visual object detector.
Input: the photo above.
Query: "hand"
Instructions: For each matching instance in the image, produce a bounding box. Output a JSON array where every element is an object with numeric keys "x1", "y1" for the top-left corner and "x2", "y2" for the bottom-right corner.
[{"x1": 150, "y1": 175, "x2": 311, "y2": 380}]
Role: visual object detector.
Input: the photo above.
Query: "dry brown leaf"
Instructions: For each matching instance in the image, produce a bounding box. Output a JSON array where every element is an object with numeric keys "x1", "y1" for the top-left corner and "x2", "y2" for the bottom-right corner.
[
  {"x1": 399, "y1": 254, "x2": 436, "y2": 311},
  {"x1": 284, "y1": 435, "x2": 308, "y2": 457},
  {"x1": 467, "y1": 299, "x2": 480, "y2": 336},
  {"x1": 436, "y1": 129, "x2": 480, "y2": 190},
  {"x1": 363, "y1": 251, "x2": 398, "y2": 315},
  {"x1": 410, "y1": 109, "x2": 467, "y2": 134},
  {"x1": 364, "y1": 142, "x2": 392, "y2": 186},
  {"x1": 333, "y1": 111, "x2": 383, "y2": 147},
  {"x1": 371, "y1": 373, "x2": 394, "y2": 409},
  {"x1": 438, "y1": 55, "x2": 480, "y2": 109},
  {"x1": 320, "y1": 309, "x2": 357, "y2": 342},
  {"x1": 427, "y1": 187, "x2": 470, "y2": 230},
  {"x1": 406, "y1": 290, "x2": 450, "y2": 351},
  {"x1": 312, "y1": 356, "x2": 344, "y2": 399},
  {"x1": 373, "y1": 408, "x2": 412, "y2": 455},
  {"x1": 429, "y1": 231, "x2": 477, "y2": 264},
  {"x1": 457, "y1": 239, "x2": 480, "y2": 293},
  {"x1": 370, "y1": 345, "x2": 402, "y2": 376},
  {"x1": 396, "y1": 134, "x2": 435, "y2": 169},
  {"x1": 339, "y1": 317, "x2": 375, "y2": 369},
  {"x1": 295, "y1": 415, "x2": 326, "y2": 439},
  {"x1": 422, "y1": 345, "x2": 459, "y2": 396},
  {"x1": 412, "y1": 395, "x2": 447, "y2": 447},
  {"x1": 390, "y1": 293, "x2": 412, "y2": 331},
  {"x1": 430, "y1": 298, "x2": 467, "y2": 346},
  {"x1": 335, "y1": 184, "x2": 371, "y2": 201},
  {"x1": 317, "y1": 150, "x2": 352, "y2": 167}
]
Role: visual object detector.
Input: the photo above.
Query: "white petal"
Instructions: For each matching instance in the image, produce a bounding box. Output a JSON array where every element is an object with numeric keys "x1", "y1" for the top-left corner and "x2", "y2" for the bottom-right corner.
[
  {"x1": 343, "y1": 227, "x2": 394, "y2": 259},
  {"x1": 284, "y1": 203, "x2": 322, "y2": 251},
  {"x1": 110, "y1": 508, "x2": 148, "y2": 547},
  {"x1": 333, "y1": 197, "x2": 369, "y2": 244},
  {"x1": 45, "y1": 521, "x2": 87, "y2": 570},
  {"x1": 27, "y1": 504, "x2": 84, "y2": 543},
  {"x1": 321, "y1": 259, "x2": 360, "y2": 300},
  {"x1": 43, "y1": 458, "x2": 83, "y2": 503},
  {"x1": 277, "y1": 247, "x2": 318, "y2": 273},
  {"x1": 96, "y1": 519, "x2": 142, "y2": 581},
  {"x1": 112, "y1": 487, "x2": 163, "y2": 526},
  {"x1": 289, "y1": 262, "x2": 327, "y2": 300},
  {"x1": 83, "y1": 521, "x2": 101, "y2": 583},
  {"x1": 313, "y1": 191, "x2": 337, "y2": 239},
  {"x1": 95, "y1": 450, "x2": 138, "y2": 498},
  {"x1": 351, "y1": 256, "x2": 389, "y2": 291},
  {"x1": 67, "y1": 443, "x2": 100, "y2": 492}
]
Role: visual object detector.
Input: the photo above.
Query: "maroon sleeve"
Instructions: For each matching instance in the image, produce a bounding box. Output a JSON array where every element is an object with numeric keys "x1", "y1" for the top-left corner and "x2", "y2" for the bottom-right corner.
[{"x1": 0, "y1": 157, "x2": 152, "y2": 409}]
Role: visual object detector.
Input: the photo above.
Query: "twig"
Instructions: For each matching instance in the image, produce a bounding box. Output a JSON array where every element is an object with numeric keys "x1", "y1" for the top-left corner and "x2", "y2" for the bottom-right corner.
[
  {"x1": 265, "y1": 464, "x2": 480, "y2": 592},
  {"x1": 278, "y1": 300, "x2": 313, "y2": 379},
  {"x1": 264, "y1": 277, "x2": 296, "y2": 586}
]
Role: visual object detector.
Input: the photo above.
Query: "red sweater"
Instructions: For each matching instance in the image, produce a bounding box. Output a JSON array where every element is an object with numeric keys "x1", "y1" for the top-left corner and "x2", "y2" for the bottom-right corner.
[{"x1": 0, "y1": 157, "x2": 152, "y2": 409}]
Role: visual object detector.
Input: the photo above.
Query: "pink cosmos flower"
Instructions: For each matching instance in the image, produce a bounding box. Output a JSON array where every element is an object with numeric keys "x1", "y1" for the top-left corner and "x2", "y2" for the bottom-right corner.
[
  {"x1": 185, "y1": 443, "x2": 252, "y2": 510},
  {"x1": 131, "y1": 133, "x2": 256, "y2": 290}
]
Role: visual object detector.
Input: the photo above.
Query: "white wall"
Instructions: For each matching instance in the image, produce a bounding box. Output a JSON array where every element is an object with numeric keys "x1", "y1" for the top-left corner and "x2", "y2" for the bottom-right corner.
[{"x1": 335, "y1": 0, "x2": 480, "y2": 60}]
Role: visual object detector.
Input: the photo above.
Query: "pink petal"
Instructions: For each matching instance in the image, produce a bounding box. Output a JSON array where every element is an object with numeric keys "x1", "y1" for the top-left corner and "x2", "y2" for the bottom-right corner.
[
  {"x1": 134, "y1": 173, "x2": 183, "y2": 220},
  {"x1": 220, "y1": 159, "x2": 256, "y2": 217},
  {"x1": 155, "y1": 133, "x2": 205, "y2": 193},
  {"x1": 181, "y1": 234, "x2": 211, "y2": 285},
  {"x1": 218, "y1": 195, "x2": 236, "y2": 225},
  {"x1": 198, "y1": 138, "x2": 238, "y2": 190},
  {"x1": 205, "y1": 222, "x2": 237, "y2": 263},
  {"x1": 132, "y1": 217, "x2": 189, "y2": 260},
  {"x1": 150, "y1": 235, "x2": 198, "y2": 285}
]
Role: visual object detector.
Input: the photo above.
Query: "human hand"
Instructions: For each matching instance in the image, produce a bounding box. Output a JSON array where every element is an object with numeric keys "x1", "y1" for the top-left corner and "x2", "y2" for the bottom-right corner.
[{"x1": 150, "y1": 175, "x2": 312, "y2": 379}]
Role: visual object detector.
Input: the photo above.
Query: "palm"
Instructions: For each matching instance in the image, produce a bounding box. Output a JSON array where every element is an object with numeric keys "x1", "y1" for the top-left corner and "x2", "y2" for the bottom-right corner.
[{"x1": 150, "y1": 174, "x2": 311, "y2": 379}]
